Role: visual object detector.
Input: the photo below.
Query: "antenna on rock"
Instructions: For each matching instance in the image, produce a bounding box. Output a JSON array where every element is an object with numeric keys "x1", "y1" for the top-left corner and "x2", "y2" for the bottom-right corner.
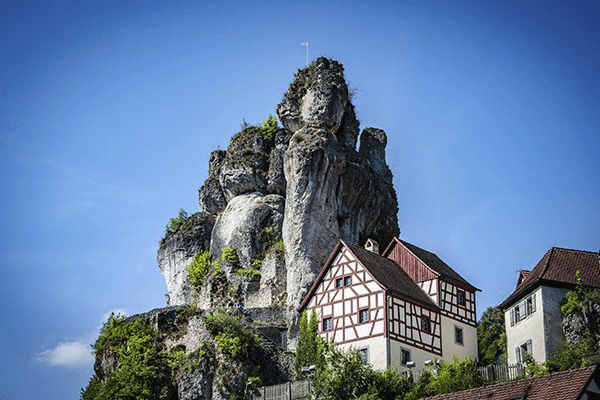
[{"x1": 301, "y1": 42, "x2": 309, "y2": 66}]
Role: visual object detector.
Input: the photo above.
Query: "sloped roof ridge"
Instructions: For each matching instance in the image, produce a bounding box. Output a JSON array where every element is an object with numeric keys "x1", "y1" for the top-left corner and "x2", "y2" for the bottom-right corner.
[
  {"x1": 551, "y1": 246, "x2": 600, "y2": 255},
  {"x1": 422, "y1": 365, "x2": 597, "y2": 400}
]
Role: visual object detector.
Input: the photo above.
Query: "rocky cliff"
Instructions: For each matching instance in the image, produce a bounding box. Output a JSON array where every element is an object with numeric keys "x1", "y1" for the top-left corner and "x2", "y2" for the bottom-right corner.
[
  {"x1": 86, "y1": 58, "x2": 401, "y2": 400},
  {"x1": 158, "y1": 57, "x2": 399, "y2": 326}
]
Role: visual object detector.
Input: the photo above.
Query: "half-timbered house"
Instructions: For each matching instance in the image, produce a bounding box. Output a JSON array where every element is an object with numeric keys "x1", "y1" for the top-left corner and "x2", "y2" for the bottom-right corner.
[{"x1": 299, "y1": 238, "x2": 480, "y2": 373}]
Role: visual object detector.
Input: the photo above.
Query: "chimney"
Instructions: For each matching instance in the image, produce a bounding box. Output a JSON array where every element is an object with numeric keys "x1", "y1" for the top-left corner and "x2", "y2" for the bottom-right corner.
[{"x1": 365, "y1": 238, "x2": 379, "y2": 254}]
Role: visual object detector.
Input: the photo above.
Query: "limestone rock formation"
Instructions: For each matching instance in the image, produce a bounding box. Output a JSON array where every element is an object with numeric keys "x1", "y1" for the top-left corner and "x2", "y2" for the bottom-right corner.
[{"x1": 158, "y1": 56, "x2": 399, "y2": 327}]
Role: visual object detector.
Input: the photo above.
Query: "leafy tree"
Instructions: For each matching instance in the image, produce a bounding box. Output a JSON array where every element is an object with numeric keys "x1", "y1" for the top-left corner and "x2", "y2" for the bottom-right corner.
[
  {"x1": 477, "y1": 307, "x2": 507, "y2": 365},
  {"x1": 405, "y1": 358, "x2": 483, "y2": 400},
  {"x1": 295, "y1": 310, "x2": 319, "y2": 377}
]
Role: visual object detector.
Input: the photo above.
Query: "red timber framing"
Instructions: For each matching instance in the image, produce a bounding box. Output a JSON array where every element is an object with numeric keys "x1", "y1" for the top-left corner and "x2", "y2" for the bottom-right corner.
[
  {"x1": 439, "y1": 279, "x2": 476, "y2": 326},
  {"x1": 383, "y1": 238, "x2": 477, "y2": 327},
  {"x1": 303, "y1": 244, "x2": 386, "y2": 345},
  {"x1": 387, "y1": 294, "x2": 442, "y2": 356}
]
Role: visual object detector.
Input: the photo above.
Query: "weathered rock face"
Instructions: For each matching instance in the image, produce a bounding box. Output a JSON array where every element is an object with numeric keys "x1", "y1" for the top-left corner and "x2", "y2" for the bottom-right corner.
[
  {"x1": 158, "y1": 56, "x2": 399, "y2": 329},
  {"x1": 93, "y1": 306, "x2": 293, "y2": 400},
  {"x1": 278, "y1": 58, "x2": 399, "y2": 313},
  {"x1": 158, "y1": 212, "x2": 216, "y2": 305}
]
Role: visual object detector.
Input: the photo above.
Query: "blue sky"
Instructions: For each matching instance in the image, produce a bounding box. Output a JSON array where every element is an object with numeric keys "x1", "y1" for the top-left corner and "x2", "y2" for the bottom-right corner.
[{"x1": 1, "y1": 1, "x2": 599, "y2": 398}]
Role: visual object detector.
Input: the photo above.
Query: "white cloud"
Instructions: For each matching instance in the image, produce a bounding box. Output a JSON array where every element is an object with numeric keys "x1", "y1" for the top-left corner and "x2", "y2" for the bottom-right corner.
[
  {"x1": 37, "y1": 308, "x2": 127, "y2": 368},
  {"x1": 37, "y1": 341, "x2": 94, "y2": 368}
]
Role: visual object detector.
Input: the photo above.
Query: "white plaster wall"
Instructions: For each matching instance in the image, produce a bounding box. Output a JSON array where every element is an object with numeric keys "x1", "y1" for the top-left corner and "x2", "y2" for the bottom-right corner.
[
  {"x1": 440, "y1": 317, "x2": 478, "y2": 361},
  {"x1": 541, "y1": 286, "x2": 568, "y2": 360},
  {"x1": 337, "y1": 336, "x2": 388, "y2": 370},
  {"x1": 389, "y1": 339, "x2": 440, "y2": 374},
  {"x1": 505, "y1": 286, "x2": 546, "y2": 364}
]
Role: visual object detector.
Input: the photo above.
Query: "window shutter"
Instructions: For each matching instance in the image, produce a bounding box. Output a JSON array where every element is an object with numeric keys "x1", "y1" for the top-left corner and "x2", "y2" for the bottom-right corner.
[
  {"x1": 510, "y1": 308, "x2": 515, "y2": 326},
  {"x1": 532, "y1": 294, "x2": 536, "y2": 313},
  {"x1": 527, "y1": 340, "x2": 532, "y2": 354},
  {"x1": 516, "y1": 347, "x2": 521, "y2": 363}
]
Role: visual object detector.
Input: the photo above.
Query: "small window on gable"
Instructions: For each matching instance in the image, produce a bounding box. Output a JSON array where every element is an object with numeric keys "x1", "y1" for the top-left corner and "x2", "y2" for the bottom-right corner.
[
  {"x1": 323, "y1": 317, "x2": 333, "y2": 331},
  {"x1": 455, "y1": 326, "x2": 464, "y2": 345},
  {"x1": 421, "y1": 316, "x2": 431, "y2": 334},
  {"x1": 335, "y1": 278, "x2": 343, "y2": 289},
  {"x1": 359, "y1": 309, "x2": 369, "y2": 323},
  {"x1": 344, "y1": 276, "x2": 352, "y2": 286},
  {"x1": 401, "y1": 349, "x2": 411, "y2": 365},
  {"x1": 457, "y1": 290, "x2": 466, "y2": 306}
]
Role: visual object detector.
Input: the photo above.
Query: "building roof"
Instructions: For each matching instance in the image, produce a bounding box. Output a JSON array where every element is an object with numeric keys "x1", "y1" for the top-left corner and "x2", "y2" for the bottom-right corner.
[
  {"x1": 499, "y1": 247, "x2": 600, "y2": 308},
  {"x1": 422, "y1": 365, "x2": 598, "y2": 400},
  {"x1": 384, "y1": 238, "x2": 479, "y2": 291},
  {"x1": 299, "y1": 240, "x2": 439, "y2": 310},
  {"x1": 344, "y1": 242, "x2": 439, "y2": 308}
]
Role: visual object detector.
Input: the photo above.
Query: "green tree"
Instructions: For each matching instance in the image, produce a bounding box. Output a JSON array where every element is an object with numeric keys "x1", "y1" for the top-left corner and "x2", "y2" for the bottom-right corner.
[
  {"x1": 477, "y1": 307, "x2": 507, "y2": 365},
  {"x1": 295, "y1": 310, "x2": 319, "y2": 378},
  {"x1": 260, "y1": 115, "x2": 278, "y2": 141}
]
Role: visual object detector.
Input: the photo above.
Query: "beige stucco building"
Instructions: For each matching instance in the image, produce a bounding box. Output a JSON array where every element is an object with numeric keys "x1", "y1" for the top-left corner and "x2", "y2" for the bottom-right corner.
[{"x1": 300, "y1": 238, "x2": 480, "y2": 373}]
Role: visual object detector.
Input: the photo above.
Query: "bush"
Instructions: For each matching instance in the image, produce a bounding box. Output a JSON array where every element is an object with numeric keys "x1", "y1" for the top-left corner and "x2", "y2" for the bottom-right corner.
[
  {"x1": 221, "y1": 246, "x2": 239, "y2": 266},
  {"x1": 84, "y1": 315, "x2": 174, "y2": 400},
  {"x1": 187, "y1": 250, "x2": 212, "y2": 290},
  {"x1": 405, "y1": 358, "x2": 483, "y2": 400},
  {"x1": 233, "y1": 268, "x2": 261, "y2": 277},
  {"x1": 164, "y1": 209, "x2": 188, "y2": 235},
  {"x1": 561, "y1": 270, "x2": 584, "y2": 316},
  {"x1": 545, "y1": 334, "x2": 599, "y2": 373},
  {"x1": 260, "y1": 115, "x2": 278, "y2": 141},
  {"x1": 202, "y1": 311, "x2": 261, "y2": 360}
]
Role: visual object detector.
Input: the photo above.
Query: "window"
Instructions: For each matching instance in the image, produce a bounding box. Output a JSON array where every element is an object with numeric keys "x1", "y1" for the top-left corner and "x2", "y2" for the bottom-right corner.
[
  {"x1": 455, "y1": 326, "x2": 464, "y2": 345},
  {"x1": 401, "y1": 349, "x2": 411, "y2": 366},
  {"x1": 344, "y1": 276, "x2": 352, "y2": 286},
  {"x1": 457, "y1": 290, "x2": 466, "y2": 306},
  {"x1": 323, "y1": 317, "x2": 333, "y2": 331},
  {"x1": 358, "y1": 348, "x2": 369, "y2": 362},
  {"x1": 510, "y1": 295, "x2": 536, "y2": 326},
  {"x1": 421, "y1": 316, "x2": 431, "y2": 334},
  {"x1": 526, "y1": 295, "x2": 536, "y2": 315},
  {"x1": 516, "y1": 340, "x2": 532, "y2": 363},
  {"x1": 359, "y1": 309, "x2": 369, "y2": 323},
  {"x1": 335, "y1": 278, "x2": 343, "y2": 288}
]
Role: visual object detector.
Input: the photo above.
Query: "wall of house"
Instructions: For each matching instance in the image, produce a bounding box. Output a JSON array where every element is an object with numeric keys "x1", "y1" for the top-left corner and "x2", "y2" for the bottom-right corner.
[
  {"x1": 440, "y1": 317, "x2": 478, "y2": 361},
  {"x1": 337, "y1": 336, "x2": 388, "y2": 370},
  {"x1": 505, "y1": 286, "x2": 546, "y2": 364},
  {"x1": 541, "y1": 285, "x2": 568, "y2": 360},
  {"x1": 439, "y1": 279, "x2": 477, "y2": 326},
  {"x1": 417, "y1": 279, "x2": 439, "y2": 304},
  {"x1": 306, "y1": 246, "x2": 386, "y2": 345},
  {"x1": 389, "y1": 339, "x2": 440, "y2": 374},
  {"x1": 387, "y1": 294, "x2": 442, "y2": 355}
]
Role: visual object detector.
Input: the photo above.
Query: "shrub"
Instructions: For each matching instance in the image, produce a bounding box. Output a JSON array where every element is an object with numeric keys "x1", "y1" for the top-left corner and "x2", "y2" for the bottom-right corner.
[
  {"x1": 221, "y1": 246, "x2": 239, "y2": 266},
  {"x1": 164, "y1": 209, "x2": 188, "y2": 235},
  {"x1": 234, "y1": 268, "x2": 261, "y2": 277},
  {"x1": 187, "y1": 250, "x2": 212, "y2": 290},
  {"x1": 266, "y1": 239, "x2": 285, "y2": 257},
  {"x1": 202, "y1": 311, "x2": 261, "y2": 360},
  {"x1": 545, "y1": 334, "x2": 599, "y2": 373},
  {"x1": 84, "y1": 315, "x2": 174, "y2": 400},
  {"x1": 260, "y1": 115, "x2": 278, "y2": 141},
  {"x1": 561, "y1": 270, "x2": 584, "y2": 316}
]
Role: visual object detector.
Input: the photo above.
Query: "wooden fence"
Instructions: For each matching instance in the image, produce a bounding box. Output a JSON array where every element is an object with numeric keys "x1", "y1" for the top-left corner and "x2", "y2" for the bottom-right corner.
[
  {"x1": 254, "y1": 363, "x2": 526, "y2": 400},
  {"x1": 253, "y1": 380, "x2": 311, "y2": 400}
]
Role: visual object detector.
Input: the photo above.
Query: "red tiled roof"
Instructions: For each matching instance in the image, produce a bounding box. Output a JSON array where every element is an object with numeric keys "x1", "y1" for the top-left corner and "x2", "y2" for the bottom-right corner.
[
  {"x1": 422, "y1": 365, "x2": 598, "y2": 400},
  {"x1": 344, "y1": 243, "x2": 439, "y2": 309},
  {"x1": 500, "y1": 247, "x2": 600, "y2": 309},
  {"x1": 299, "y1": 240, "x2": 439, "y2": 310}
]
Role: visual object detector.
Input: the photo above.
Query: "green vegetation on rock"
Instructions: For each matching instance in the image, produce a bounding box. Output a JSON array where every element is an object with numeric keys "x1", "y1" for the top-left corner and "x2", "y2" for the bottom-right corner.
[
  {"x1": 187, "y1": 250, "x2": 212, "y2": 290},
  {"x1": 202, "y1": 311, "x2": 261, "y2": 360},
  {"x1": 164, "y1": 209, "x2": 188, "y2": 235},
  {"x1": 81, "y1": 314, "x2": 174, "y2": 400},
  {"x1": 260, "y1": 115, "x2": 278, "y2": 141}
]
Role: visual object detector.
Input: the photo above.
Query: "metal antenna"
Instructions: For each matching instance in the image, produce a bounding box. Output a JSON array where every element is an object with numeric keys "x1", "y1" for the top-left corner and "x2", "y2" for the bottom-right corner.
[{"x1": 301, "y1": 42, "x2": 309, "y2": 66}]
